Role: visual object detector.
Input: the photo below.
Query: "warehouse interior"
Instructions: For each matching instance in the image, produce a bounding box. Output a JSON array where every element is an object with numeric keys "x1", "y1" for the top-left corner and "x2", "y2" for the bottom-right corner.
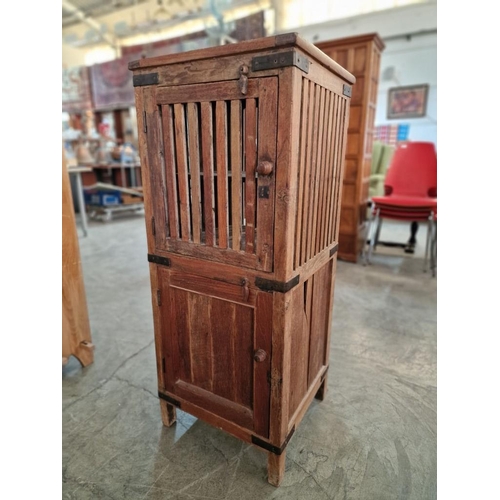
[{"x1": 59, "y1": 0, "x2": 446, "y2": 498}]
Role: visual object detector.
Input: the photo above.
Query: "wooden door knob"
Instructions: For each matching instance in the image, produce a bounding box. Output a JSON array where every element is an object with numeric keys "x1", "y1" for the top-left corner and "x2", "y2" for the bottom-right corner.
[
  {"x1": 257, "y1": 161, "x2": 273, "y2": 176},
  {"x1": 254, "y1": 349, "x2": 267, "y2": 362}
]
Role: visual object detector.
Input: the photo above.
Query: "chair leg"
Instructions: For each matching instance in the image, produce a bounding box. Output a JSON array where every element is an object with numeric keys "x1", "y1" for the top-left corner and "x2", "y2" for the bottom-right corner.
[
  {"x1": 424, "y1": 214, "x2": 432, "y2": 272},
  {"x1": 374, "y1": 217, "x2": 383, "y2": 250},
  {"x1": 367, "y1": 208, "x2": 380, "y2": 264},
  {"x1": 430, "y1": 219, "x2": 437, "y2": 277}
]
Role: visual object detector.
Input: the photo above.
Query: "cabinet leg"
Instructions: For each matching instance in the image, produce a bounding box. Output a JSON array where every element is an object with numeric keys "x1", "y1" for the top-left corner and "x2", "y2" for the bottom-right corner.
[
  {"x1": 315, "y1": 373, "x2": 328, "y2": 401},
  {"x1": 160, "y1": 400, "x2": 177, "y2": 427},
  {"x1": 267, "y1": 452, "x2": 286, "y2": 487}
]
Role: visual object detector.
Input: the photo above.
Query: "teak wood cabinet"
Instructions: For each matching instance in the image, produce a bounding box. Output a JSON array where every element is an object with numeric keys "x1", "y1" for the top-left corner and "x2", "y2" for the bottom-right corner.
[
  {"x1": 316, "y1": 34, "x2": 384, "y2": 262},
  {"x1": 130, "y1": 33, "x2": 354, "y2": 486}
]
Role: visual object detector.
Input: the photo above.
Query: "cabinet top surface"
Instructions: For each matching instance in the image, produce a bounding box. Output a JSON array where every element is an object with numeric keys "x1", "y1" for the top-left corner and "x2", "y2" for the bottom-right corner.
[
  {"x1": 128, "y1": 32, "x2": 355, "y2": 84},
  {"x1": 315, "y1": 32, "x2": 385, "y2": 51}
]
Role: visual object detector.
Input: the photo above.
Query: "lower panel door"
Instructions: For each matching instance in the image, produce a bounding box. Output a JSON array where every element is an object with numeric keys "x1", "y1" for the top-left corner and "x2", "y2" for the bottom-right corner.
[{"x1": 157, "y1": 267, "x2": 272, "y2": 438}]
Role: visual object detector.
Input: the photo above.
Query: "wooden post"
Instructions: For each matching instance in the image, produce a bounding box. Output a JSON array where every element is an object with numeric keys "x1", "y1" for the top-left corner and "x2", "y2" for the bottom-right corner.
[{"x1": 62, "y1": 148, "x2": 94, "y2": 367}]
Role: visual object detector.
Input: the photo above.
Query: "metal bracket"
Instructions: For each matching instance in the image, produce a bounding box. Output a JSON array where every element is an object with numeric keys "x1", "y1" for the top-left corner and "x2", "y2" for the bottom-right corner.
[
  {"x1": 258, "y1": 186, "x2": 270, "y2": 199},
  {"x1": 251, "y1": 426, "x2": 295, "y2": 455},
  {"x1": 251, "y1": 51, "x2": 309, "y2": 74},
  {"x1": 148, "y1": 254, "x2": 171, "y2": 267},
  {"x1": 133, "y1": 73, "x2": 159, "y2": 87},
  {"x1": 342, "y1": 84, "x2": 352, "y2": 98},
  {"x1": 158, "y1": 392, "x2": 181, "y2": 408},
  {"x1": 329, "y1": 243, "x2": 339, "y2": 257},
  {"x1": 255, "y1": 275, "x2": 300, "y2": 293}
]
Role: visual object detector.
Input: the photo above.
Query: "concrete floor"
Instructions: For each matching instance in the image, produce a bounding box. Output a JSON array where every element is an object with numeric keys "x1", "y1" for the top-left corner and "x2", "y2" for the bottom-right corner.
[{"x1": 63, "y1": 214, "x2": 436, "y2": 500}]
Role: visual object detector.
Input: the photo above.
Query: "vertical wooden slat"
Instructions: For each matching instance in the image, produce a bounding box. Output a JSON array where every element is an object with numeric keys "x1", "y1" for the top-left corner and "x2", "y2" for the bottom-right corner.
[
  {"x1": 171, "y1": 288, "x2": 191, "y2": 382},
  {"x1": 244, "y1": 98, "x2": 257, "y2": 253},
  {"x1": 306, "y1": 85, "x2": 322, "y2": 261},
  {"x1": 256, "y1": 78, "x2": 278, "y2": 271},
  {"x1": 189, "y1": 293, "x2": 213, "y2": 391},
  {"x1": 161, "y1": 105, "x2": 180, "y2": 239},
  {"x1": 215, "y1": 101, "x2": 229, "y2": 248},
  {"x1": 308, "y1": 264, "x2": 331, "y2": 386},
  {"x1": 334, "y1": 98, "x2": 350, "y2": 242},
  {"x1": 300, "y1": 82, "x2": 316, "y2": 266},
  {"x1": 173, "y1": 103, "x2": 191, "y2": 241},
  {"x1": 234, "y1": 304, "x2": 253, "y2": 408},
  {"x1": 187, "y1": 102, "x2": 202, "y2": 244},
  {"x1": 317, "y1": 90, "x2": 332, "y2": 252},
  {"x1": 142, "y1": 89, "x2": 169, "y2": 246},
  {"x1": 311, "y1": 87, "x2": 326, "y2": 257},
  {"x1": 230, "y1": 100, "x2": 243, "y2": 251},
  {"x1": 328, "y1": 96, "x2": 341, "y2": 244},
  {"x1": 320, "y1": 91, "x2": 335, "y2": 250},
  {"x1": 254, "y1": 291, "x2": 273, "y2": 438},
  {"x1": 294, "y1": 78, "x2": 309, "y2": 270},
  {"x1": 211, "y1": 299, "x2": 234, "y2": 400},
  {"x1": 201, "y1": 102, "x2": 216, "y2": 246},
  {"x1": 332, "y1": 98, "x2": 346, "y2": 242},
  {"x1": 159, "y1": 268, "x2": 175, "y2": 393}
]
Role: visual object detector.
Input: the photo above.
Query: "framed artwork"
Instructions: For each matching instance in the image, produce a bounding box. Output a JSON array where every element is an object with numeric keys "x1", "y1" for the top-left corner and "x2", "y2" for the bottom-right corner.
[{"x1": 387, "y1": 84, "x2": 429, "y2": 119}]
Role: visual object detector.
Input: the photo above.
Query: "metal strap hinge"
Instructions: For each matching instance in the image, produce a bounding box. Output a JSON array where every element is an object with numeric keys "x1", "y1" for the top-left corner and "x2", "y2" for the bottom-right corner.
[{"x1": 251, "y1": 51, "x2": 309, "y2": 74}]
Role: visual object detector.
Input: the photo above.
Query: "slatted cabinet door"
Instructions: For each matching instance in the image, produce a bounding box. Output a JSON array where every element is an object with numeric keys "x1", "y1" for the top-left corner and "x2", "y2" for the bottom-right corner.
[
  {"x1": 157, "y1": 266, "x2": 273, "y2": 438},
  {"x1": 143, "y1": 77, "x2": 278, "y2": 272}
]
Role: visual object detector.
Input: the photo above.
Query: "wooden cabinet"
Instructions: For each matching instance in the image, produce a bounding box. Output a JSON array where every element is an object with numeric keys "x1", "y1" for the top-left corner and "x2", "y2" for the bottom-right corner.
[
  {"x1": 130, "y1": 33, "x2": 354, "y2": 486},
  {"x1": 316, "y1": 34, "x2": 385, "y2": 262}
]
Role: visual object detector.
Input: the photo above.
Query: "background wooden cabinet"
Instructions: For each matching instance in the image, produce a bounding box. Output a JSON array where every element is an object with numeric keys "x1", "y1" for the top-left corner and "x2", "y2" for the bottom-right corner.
[
  {"x1": 316, "y1": 34, "x2": 385, "y2": 262},
  {"x1": 130, "y1": 33, "x2": 354, "y2": 486}
]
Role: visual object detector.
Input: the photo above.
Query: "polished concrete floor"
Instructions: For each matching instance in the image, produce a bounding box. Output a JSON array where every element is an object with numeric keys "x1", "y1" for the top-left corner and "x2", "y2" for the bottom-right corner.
[{"x1": 63, "y1": 214, "x2": 436, "y2": 499}]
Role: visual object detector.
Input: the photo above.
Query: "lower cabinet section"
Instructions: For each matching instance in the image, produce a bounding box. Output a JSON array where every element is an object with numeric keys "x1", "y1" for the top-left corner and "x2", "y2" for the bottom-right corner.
[{"x1": 149, "y1": 256, "x2": 336, "y2": 486}]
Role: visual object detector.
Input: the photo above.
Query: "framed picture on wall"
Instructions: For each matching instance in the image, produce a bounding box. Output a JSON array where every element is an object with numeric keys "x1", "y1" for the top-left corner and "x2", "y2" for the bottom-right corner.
[{"x1": 387, "y1": 84, "x2": 429, "y2": 119}]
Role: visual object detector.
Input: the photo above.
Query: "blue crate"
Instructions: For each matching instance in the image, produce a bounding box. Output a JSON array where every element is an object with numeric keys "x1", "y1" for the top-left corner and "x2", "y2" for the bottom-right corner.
[{"x1": 84, "y1": 189, "x2": 122, "y2": 207}]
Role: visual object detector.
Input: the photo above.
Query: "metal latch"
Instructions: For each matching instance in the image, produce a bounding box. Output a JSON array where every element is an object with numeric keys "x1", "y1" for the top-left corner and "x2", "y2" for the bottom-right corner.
[{"x1": 239, "y1": 65, "x2": 249, "y2": 95}]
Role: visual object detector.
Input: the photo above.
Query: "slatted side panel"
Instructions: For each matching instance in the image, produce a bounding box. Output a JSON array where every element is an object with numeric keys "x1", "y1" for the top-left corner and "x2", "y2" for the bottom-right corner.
[
  {"x1": 158, "y1": 100, "x2": 263, "y2": 253},
  {"x1": 293, "y1": 79, "x2": 349, "y2": 269}
]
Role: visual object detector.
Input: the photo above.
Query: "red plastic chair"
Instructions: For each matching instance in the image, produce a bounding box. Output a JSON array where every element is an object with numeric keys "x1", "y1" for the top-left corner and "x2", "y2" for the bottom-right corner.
[{"x1": 364, "y1": 141, "x2": 437, "y2": 275}]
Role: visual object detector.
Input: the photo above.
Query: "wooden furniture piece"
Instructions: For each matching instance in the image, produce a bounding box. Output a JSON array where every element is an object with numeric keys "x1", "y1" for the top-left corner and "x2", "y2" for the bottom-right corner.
[
  {"x1": 68, "y1": 166, "x2": 92, "y2": 236},
  {"x1": 130, "y1": 32, "x2": 354, "y2": 486},
  {"x1": 63, "y1": 150, "x2": 94, "y2": 367},
  {"x1": 316, "y1": 34, "x2": 385, "y2": 262}
]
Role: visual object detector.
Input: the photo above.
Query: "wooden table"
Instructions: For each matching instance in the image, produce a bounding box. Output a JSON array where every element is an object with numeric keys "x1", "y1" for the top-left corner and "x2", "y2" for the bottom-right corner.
[{"x1": 68, "y1": 166, "x2": 92, "y2": 237}]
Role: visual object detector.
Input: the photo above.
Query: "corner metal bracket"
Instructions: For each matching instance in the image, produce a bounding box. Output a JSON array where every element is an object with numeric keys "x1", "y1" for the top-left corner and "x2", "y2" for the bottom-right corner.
[
  {"x1": 251, "y1": 51, "x2": 309, "y2": 74},
  {"x1": 329, "y1": 243, "x2": 339, "y2": 257},
  {"x1": 342, "y1": 84, "x2": 352, "y2": 98},
  {"x1": 133, "y1": 73, "x2": 159, "y2": 87},
  {"x1": 255, "y1": 275, "x2": 300, "y2": 293},
  {"x1": 251, "y1": 426, "x2": 295, "y2": 455},
  {"x1": 148, "y1": 254, "x2": 171, "y2": 267},
  {"x1": 158, "y1": 392, "x2": 181, "y2": 408}
]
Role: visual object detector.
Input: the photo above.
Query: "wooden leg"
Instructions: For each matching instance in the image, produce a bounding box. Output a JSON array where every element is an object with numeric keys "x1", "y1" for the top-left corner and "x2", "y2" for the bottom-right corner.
[
  {"x1": 268, "y1": 451, "x2": 286, "y2": 487},
  {"x1": 73, "y1": 341, "x2": 95, "y2": 367},
  {"x1": 315, "y1": 373, "x2": 328, "y2": 401},
  {"x1": 160, "y1": 399, "x2": 177, "y2": 427}
]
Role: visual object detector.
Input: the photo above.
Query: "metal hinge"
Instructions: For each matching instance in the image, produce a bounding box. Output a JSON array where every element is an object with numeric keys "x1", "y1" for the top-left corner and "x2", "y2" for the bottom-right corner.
[
  {"x1": 148, "y1": 254, "x2": 171, "y2": 267},
  {"x1": 342, "y1": 84, "x2": 352, "y2": 98},
  {"x1": 251, "y1": 426, "x2": 296, "y2": 455},
  {"x1": 251, "y1": 50, "x2": 309, "y2": 74}
]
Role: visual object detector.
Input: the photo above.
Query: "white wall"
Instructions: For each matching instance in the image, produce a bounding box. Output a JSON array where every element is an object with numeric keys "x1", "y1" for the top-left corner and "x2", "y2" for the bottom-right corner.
[
  {"x1": 281, "y1": 1, "x2": 437, "y2": 145},
  {"x1": 376, "y1": 32, "x2": 437, "y2": 145}
]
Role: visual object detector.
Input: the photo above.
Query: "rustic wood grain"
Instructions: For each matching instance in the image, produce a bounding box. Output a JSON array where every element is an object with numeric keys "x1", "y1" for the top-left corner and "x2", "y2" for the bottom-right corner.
[
  {"x1": 187, "y1": 102, "x2": 202, "y2": 243},
  {"x1": 244, "y1": 98, "x2": 257, "y2": 254},
  {"x1": 230, "y1": 100, "x2": 243, "y2": 251},
  {"x1": 201, "y1": 102, "x2": 216, "y2": 246},
  {"x1": 62, "y1": 148, "x2": 93, "y2": 367},
  {"x1": 173, "y1": 103, "x2": 191, "y2": 241},
  {"x1": 215, "y1": 100, "x2": 229, "y2": 248}
]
